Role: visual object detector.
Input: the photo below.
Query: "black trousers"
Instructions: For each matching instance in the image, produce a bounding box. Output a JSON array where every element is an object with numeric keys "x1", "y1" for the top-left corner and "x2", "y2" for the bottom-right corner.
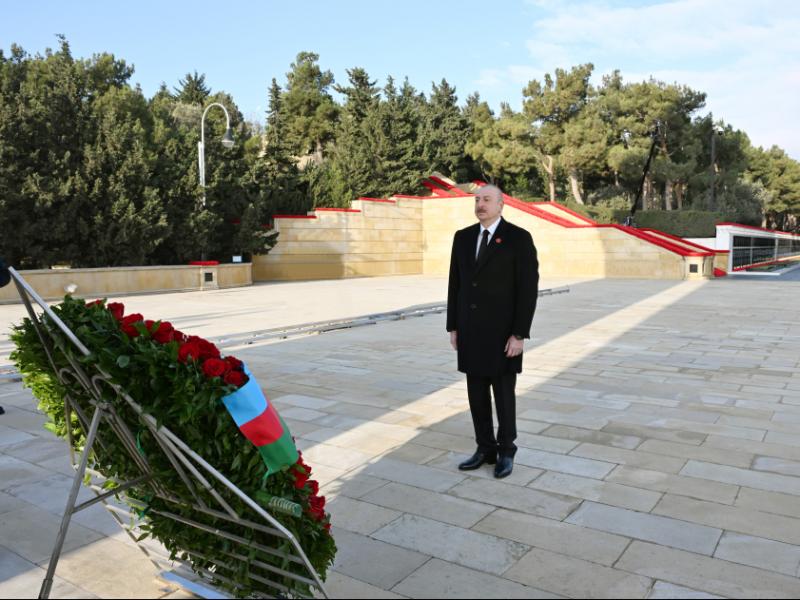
[{"x1": 466, "y1": 372, "x2": 517, "y2": 457}]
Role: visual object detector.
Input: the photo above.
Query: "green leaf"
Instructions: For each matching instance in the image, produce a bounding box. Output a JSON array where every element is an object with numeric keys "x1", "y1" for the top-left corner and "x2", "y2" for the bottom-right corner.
[{"x1": 117, "y1": 355, "x2": 130, "y2": 368}]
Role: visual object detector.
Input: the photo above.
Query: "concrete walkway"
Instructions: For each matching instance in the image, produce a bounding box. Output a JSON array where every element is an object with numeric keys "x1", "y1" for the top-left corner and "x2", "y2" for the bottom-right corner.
[{"x1": 2, "y1": 274, "x2": 800, "y2": 598}]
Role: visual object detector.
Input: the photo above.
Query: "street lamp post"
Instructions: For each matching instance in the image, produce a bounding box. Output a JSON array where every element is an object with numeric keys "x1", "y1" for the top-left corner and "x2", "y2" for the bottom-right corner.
[
  {"x1": 709, "y1": 126, "x2": 724, "y2": 211},
  {"x1": 198, "y1": 102, "x2": 235, "y2": 207}
]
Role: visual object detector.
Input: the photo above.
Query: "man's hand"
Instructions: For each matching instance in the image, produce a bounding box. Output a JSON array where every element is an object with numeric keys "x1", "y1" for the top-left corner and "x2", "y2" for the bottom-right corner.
[
  {"x1": 450, "y1": 331, "x2": 458, "y2": 351},
  {"x1": 505, "y1": 335, "x2": 524, "y2": 358}
]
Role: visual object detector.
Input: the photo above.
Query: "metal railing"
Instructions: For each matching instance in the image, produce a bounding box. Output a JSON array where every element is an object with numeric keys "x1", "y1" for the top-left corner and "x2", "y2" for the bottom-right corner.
[{"x1": 731, "y1": 236, "x2": 800, "y2": 271}]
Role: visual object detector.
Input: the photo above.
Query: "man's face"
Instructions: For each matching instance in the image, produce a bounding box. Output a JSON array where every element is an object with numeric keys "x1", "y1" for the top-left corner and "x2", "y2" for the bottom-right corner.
[{"x1": 475, "y1": 189, "x2": 503, "y2": 223}]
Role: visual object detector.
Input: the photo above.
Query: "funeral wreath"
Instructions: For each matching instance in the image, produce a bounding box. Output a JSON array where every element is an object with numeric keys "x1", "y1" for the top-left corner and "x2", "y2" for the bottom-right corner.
[{"x1": 10, "y1": 295, "x2": 336, "y2": 597}]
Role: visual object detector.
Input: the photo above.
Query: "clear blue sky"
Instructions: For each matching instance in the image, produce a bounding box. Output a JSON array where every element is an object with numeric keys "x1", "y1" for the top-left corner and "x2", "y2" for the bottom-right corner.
[{"x1": 3, "y1": 0, "x2": 798, "y2": 158}]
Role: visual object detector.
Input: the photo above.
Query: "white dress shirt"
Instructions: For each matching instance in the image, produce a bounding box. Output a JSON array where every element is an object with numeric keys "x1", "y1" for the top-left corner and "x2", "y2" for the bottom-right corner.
[{"x1": 476, "y1": 218, "x2": 502, "y2": 258}]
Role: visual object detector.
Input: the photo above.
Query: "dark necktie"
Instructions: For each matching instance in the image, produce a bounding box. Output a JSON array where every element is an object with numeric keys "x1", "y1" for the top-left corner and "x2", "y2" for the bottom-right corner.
[{"x1": 476, "y1": 229, "x2": 489, "y2": 263}]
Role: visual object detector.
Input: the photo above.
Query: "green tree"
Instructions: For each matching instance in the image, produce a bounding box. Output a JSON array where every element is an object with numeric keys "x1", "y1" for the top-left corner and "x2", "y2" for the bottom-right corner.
[
  {"x1": 148, "y1": 86, "x2": 251, "y2": 264},
  {"x1": 252, "y1": 78, "x2": 309, "y2": 217},
  {"x1": 174, "y1": 70, "x2": 211, "y2": 105},
  {"x1": 323, "y1": 67, "x2": 383, "y2": 203},
  {"x1": 465, "y1": 99, "x2": 540, "y2": 194},
  {"x1": 422, "y1": 79, "x2": 471, "y2": 180},
  {"x1": 147, "y1": 85, "x2": 206, "y2": 264},
  {"x1": 233, "y1": 202, "x2": 278, "y2": 260},
  {"x1": 747, "y1": 145, "x2": 800, "y2": 230},
  {"x1": 334, "y1": 67, "x2": 379, "y2": 122},
  {"x1": 377, "y1": 77, "x2": 425, "y2": 195},
  {"x1": 561, "y1": 100, "x2": 609, "y2": 205},
  {"x1": 593, "y1": 73, "x2": 710, "y2": 211},
  {"x1": 464, "y1": 93, "x2": 497, "y2": 181},
  {"x1": 0, "y1": 38, "x2": 134, "y2": 267},
  {"x1": 75, "y1": 85, "x2": 168, "y2": 266},
  {"x1": 200, "y1": 92, "x2": 257, "y2": 260},
  {"x1": 281, "y1": 52, "x2": 339, "y2": 157},
  {"x1": 523, "y1": 64, "x2": 594, "y2": 202},
  {"x1": 687, "y1": 116, "x2": 750, "y2": 211}
]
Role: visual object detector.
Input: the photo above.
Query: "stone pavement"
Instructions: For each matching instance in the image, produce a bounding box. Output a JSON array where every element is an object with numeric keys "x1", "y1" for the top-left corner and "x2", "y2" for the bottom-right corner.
[{"x1": 2, "y1": 274, "x2": 800, "y2": 598}]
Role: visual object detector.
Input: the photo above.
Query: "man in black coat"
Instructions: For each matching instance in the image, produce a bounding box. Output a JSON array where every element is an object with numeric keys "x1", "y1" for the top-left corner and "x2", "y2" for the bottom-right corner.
[
  {"x1": 447, "y1": 184, "x2": 539, "y2": 478},
  {"x1": 0, "y1": 258, "x2": 9, "y2": 289},
  {"x1": 0, "y1": 258, "x2": 9, "y2": 416}
]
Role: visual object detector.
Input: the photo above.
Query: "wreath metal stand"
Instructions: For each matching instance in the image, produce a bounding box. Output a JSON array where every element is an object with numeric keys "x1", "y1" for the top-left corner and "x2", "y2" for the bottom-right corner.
[{"x1": 8, "y1": 268, "x2": 328, "y2": 599}]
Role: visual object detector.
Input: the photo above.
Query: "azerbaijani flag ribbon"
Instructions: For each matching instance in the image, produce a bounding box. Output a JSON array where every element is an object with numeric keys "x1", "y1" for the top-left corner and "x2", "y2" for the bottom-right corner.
[{"x1": 221, "y1": 366, "x2": 298, "y2": 476}]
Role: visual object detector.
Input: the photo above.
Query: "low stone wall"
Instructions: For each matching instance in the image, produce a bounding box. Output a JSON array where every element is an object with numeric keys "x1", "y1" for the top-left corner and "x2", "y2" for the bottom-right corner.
[
  {"x1": 257, "y1": 195, "x2": 709, "y2": 282},
  {"x1": 0, "y1": 263, "x2": 252, "y2": 304},
  {"x1": 254, "y1": 200, "x2": 424, "y2": 281}
]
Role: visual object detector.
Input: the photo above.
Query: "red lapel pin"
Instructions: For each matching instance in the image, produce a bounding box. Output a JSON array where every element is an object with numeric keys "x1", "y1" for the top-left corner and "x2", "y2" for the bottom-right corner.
[{"x1": 495, "y1": 237, "x2": 502, "y2": 244}]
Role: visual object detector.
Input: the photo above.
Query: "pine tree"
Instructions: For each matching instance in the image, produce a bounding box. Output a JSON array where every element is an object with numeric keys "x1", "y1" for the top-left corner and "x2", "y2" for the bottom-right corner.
[
  {"x1": 378, "y1": 77, "x2": 425, "y2": 195},
  {"x1": 523, "y1": 64, "x2": 594, "y2": 203},
  {"x1": 252, "y1": 79, "x2": 309, "y2": 216},
  {"x1": 334, "y1": 67, "x2": 379, "y2": 123},
  {"x1": 421, "y1": 79, "x2": 471, "y2": 180},
  {"x1": 147, "y1": 87, "x2": 205, "y2": 263},
  {"x1": 281, "y1": 52, "x2": 339, "y2": 157},
  {"x1": 747, "y1": 145, "x2": 800, "y2": 229},
  {"x1": 324, "y1": 67, "x2": 383, "y2": 202},
  {"x1": 174, "y1": 71, "x2": 211, "y2": 105},
  {"x1": 76, "y1": 86, "x2": 168, "y2": 266}
]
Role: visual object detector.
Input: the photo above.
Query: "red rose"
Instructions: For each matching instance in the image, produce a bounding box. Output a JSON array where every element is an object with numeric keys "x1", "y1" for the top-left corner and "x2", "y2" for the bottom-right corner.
[
  {"x1": 186, "y1": 336, "x2": 220, "y2": 360},
  {"x1": 178, "y1": 341, "x2": 203, "y2": 363},
  {"x1": 307, "y1": 495, "x2": 326, "y2": 521},
  {"x1": 292, "y1": 462, "x2": 311, "y2": 489},
  {"x1": 223, "y1": 370, "x2": 248, "y2": 388},
  {"x1": 324, "y1": 522, "x2": 331, "y2": 533},
  {"x1": 308, "y1": 480, "x2": 319, "y2": 496},
  {"x1": 294, "y1": 472, "x2": 310, "y2": 490},
  {"x1": 224, "y1": 356, "x2": 243, "y2": 371},
  {"x1": 296, "y1": 456, "x2": 310, "y2": 473},
  {"x1": 86, "y1": 299, "x2": 103, "y2": 308},
  {"x1": 107, "y1": 302, "x2": 125, "y2": 321},
  {"x1": 152, "y1": 322, "x2": 175, "y2": 344},
  {"x1": 202, "y1": 358, "x2": 230, "y2": 378},
  {"x1": 171, "y1": 330, "x2": 187, "y2": 343},
  {"x1": 200, "y1": 341, "x2": 220, "y2": 360},
  {"x1": 120, "y1": 313, "x2": 144, "y2": 338}
]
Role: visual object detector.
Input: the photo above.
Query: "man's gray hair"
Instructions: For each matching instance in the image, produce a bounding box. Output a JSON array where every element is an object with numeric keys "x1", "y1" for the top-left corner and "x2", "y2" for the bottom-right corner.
[{"x1": 475, "y1": 184, "x2": 504, "y2": 203}]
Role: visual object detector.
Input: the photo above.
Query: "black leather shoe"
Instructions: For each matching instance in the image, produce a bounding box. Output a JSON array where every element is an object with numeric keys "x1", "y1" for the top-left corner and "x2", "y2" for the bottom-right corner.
[
  {"x1": 494, "y1": 455, "x2": 514, "y2": 478},
  {"x1": 458, "y1": 450, "x2": 496, "y2": 471}
]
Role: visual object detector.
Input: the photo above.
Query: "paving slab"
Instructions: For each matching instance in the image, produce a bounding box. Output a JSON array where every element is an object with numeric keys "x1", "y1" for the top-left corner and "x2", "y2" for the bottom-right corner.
[
  {"x1": 646, "y1": 581, "x2": 723, "y2": 599},
  {"x1": 362, "y1": 481, "x2": 495, "y2": 528},
  {"x1": 653, "y1": 493, "x2": 800, "y2": 546},
  {"x1": 605, "y1": 465, "x2": 739, "y2": 505},
  {"x1": 504, "y1": 547, "x2": 653, "y2": 599},
  {"x1": 472, "y1": 508, "x2": 630, "y2": 567},
  {"x1": 617, "y1": 540, "x2": 800, "y2": 599},
  {"x1": 529, "y1": 471, "x2": 662, "y2": 512},
  {"x1": 714, "y1": 531, "x2": 800, "y2": 576},
  {"x1": 392, "y1": 558, "x2": 560, "y2": 599},
  {"x1": 330, "y1": 527, "x2": 430, "y2": 589},
  {"x1": 450, "y1": 477, "x2": 581, "y2": 520},
  {"x1": 0, "y1": 505, "x2": 103, "y2": 564},
  {"x1": 565, "y1": 501, "x2": 721, "y2": 555},
  {"x1": 372, "y1": 514, "x2": 529, "y2": 575},
  {"x1": 0, "y1": 546, "x2": 98, "y2": 599}
]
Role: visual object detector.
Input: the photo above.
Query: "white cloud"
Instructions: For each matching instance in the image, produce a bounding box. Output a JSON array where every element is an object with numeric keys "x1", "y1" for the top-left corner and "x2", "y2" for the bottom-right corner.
[{"x1": 476, "y1": 0, "x2": 800, "y2": 157}]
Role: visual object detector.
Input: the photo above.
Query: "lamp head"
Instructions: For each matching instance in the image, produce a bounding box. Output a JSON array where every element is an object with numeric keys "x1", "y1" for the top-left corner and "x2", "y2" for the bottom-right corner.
[{"x1": 221, "y1": 127, "x2": 235, "y2": 149}]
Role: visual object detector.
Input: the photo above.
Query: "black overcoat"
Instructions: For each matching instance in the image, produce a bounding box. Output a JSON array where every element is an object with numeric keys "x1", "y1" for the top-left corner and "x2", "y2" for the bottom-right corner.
[{"x1": 446, "y1": 218, "x2": 539, "y2": 376}]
